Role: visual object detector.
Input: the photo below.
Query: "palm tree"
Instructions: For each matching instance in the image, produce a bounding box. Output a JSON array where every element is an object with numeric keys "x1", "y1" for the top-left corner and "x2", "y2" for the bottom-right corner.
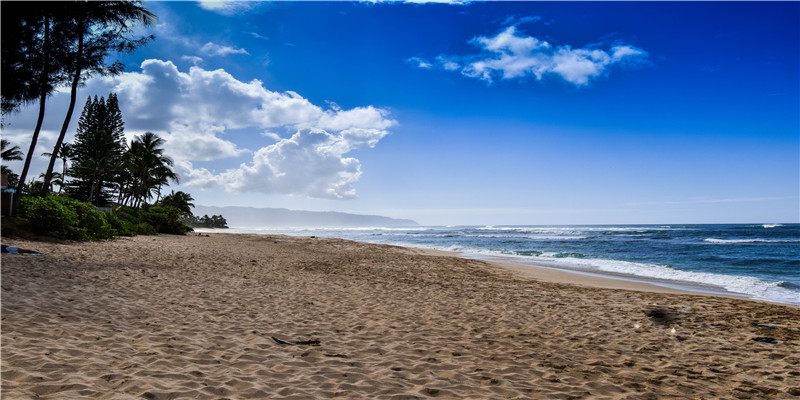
[
  {"x1": 124, "y1": 132, "x2": 178, "y2": 208},
  {"x1": 42, "y1": 141, "x2": 72, "y2": 176},
  {"x1": 37, "y1": 171, "x2": 63, "y2": 194},
  {"x1": 4, "y1": 1, "x2": 156, "y2": 214},
  {"x1": 1, "y1": 139, "x2": 24, "y2": 161},
  {"x1": 5, "y1": 3, "x2": 62, "y2": 214},
  {"x1": 2, "y1": 139, "x2": 24, "y2": 187},
  {"x1": 158, "y1": 190, "x2": 194, "y2": 216},
  {"x1": 152, "y1": 164, "x2": 180, "y2": 203},
  {"x1": 1, "y1": 2, "x2": 70, "y2": 116}
]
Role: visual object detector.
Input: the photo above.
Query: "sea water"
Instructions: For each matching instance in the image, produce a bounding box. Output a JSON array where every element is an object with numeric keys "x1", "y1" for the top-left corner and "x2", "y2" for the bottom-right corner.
[{"x1": 213, "y1": 224, "x2": 800, "y2": 305}]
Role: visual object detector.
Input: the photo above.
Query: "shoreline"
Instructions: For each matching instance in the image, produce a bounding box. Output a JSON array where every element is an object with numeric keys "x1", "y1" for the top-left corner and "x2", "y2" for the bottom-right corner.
[
  {"x1": 391, "y1": 244, "x2": 798, "y2": 306},
  {"x1": 200, "y1": 228, "x2": 798, "y2": 305},
  {"x1": 411, "y1": 248, "x2": 706, "y2": 296},
  {"x1": 386, "y1": 240, "x2": 798, "y2": 306},
  {"x1": 466, "y1": 254, "x2": 754, "y2": 299},
  {"x1": 3, "y1": 233, "x2": 799, "y2": 399}
]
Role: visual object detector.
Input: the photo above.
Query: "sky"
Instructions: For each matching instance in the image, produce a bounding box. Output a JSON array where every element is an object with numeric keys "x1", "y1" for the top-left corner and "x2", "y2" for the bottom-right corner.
[{"x1": 2, "y1": 1, "x2": 798, "y2": 226}]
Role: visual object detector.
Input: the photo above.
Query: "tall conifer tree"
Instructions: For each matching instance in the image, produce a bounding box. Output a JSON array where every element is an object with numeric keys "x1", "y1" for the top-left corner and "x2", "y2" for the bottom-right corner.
[{"x1": 67, "y1": 94, "x2": 127, "y2": 205}]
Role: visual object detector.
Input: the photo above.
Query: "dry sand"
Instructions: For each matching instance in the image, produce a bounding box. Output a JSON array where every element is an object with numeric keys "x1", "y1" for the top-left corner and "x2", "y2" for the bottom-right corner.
[{"x1": 2, "y1": 233, "x2": 799, "y2": 399}]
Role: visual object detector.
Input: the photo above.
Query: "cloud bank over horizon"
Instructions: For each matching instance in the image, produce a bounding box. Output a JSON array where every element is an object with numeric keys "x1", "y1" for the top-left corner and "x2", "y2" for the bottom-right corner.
[{"x1": 412, "y1": 26, "x2": 648, "y2": 86}]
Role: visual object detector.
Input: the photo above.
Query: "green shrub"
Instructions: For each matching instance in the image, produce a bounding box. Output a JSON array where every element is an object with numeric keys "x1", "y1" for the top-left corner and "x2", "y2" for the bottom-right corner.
[
  {"x1": 111, "y1": 205, "x2": 158, "y2": 236},
  {"x1": 19, "y1": 196, "x2": 79, "y2": 239},
  {"x1": 115, "y1": 206, "x2": 142, "y2": 224},
  {"x1": 19, "y1": 196, "x2": 120, "y2": 241},
  {"x1": 134, "y1": 222, "x2": 157, "y2": 235},
  {"x1": 16, "y1": 196, "x2": 194, "y2": 240},
  {"x1": 70, "y1": 199, "x2": 116, "y2": 240},
  {"x1": 103, "y1": 212, "x2": 137, "y2": 237},
  {"x1": 138, "y1": 205, "x2": 192, "y2": 235}
]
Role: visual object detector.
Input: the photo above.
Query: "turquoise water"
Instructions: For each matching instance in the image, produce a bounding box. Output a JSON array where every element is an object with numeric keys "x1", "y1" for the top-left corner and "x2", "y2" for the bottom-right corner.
[{"x1": 214, "y1": 224, "x2": 800, "y2": 304}]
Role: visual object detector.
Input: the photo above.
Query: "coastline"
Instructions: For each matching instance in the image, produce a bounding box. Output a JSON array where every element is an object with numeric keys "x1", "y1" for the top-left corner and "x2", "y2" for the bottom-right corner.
[
  {"x1": 198, "y1": 225, "x2": 800, "y2": 306},
  {"x1": 466, "y1": 254, "x2": 755, "y2": 300},
  {"x1": 3, "y1": 233, "x2": 799, "y2": 398},
  {"x1": 411, "y1": 247, "x2": 698, "y2": 296}
]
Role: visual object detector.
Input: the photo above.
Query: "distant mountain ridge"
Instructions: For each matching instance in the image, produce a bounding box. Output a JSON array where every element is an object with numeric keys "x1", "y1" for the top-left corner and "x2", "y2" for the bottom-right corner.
[{"x1": 192, "y1": 205, "x2": 419, "y2": 228}]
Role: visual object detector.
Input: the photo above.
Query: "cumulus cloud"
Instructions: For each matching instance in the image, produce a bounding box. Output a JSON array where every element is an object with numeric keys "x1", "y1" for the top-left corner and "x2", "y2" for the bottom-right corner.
[
  {"x1": 500, "y1": 15, "x2": 542, "y2": 27},
  {"x1": 200, "y1": 42, "x2": 249, "y2": 57},
  {"x1": 197, "y1": 0, "x2": 262, "y2": 16},
  {"x1": 181, "y1": 55, "x2": 204, "y2": 65},
  {"x1": 406, "y1": 56, "x2": 433, "y2": 69},
  {"x1": 163, "y1": 122, "x2": 245, "y2": 162},
  {"x1": 415, "y1": 26, "x2": 647, "y2": 86},
  {"x1": 3, "y1": 59, "x2": 396, "y2": 199},
  {"x1": 362, "y1": 0, "x2": 470, "y2": 4},
  {"x1": 210, "y1": 129, "x2": 371, "y2": 199}
]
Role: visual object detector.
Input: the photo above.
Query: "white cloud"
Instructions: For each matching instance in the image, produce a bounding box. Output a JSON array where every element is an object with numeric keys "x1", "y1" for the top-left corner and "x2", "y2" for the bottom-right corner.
[
  {"x1": 200, "y1": 42, "x2": 249, "y2": 57},
  {"x1": 362, "y1": 0, "x2": 470, "y2": 4},
  {"x1": 260, "y1": 131, "x2": 282, "y2": 141},
  {"x1": 216, "y1": 129, "x2": 367, "y2": 199},
  {"x1": 422, "y1": 26, "x2": 647, "y2": 86},
  {"x1": 3, "y1": 59, "x2": 396, "y2": 199},
  {"x1": 102, "y1": 59, "x2": 395, "y2": 199},
  {"x1": 162, "y1": 123, "x2": 245, "y2": 162},
  {"x1": 436, "y1": 55, "x2": 461, "y2": 71},
  {"x1": 181, "y1": 55, "x2": 204, "y2": 66},
  {"x1": 197, "y1": 0, "x2": 261, "y2": 16},
  {"x1": 179, "y1": 128, "x2": 377, "y2": 199},
  {"x1": 176, "y1": 160, "x2": 218, "y2": 190},
  {"x1": 406, "y1": 57, "x2": 433, "y2": 69},
  {"x1": 501, "y1": 15, "x2": 542, "y2": 27}
]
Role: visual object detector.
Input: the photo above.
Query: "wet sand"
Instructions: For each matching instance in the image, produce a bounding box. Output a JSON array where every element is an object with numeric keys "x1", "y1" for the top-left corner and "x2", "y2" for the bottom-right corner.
[{"x1": 2, "y1": 233, "x2": 799, "y2": 399}]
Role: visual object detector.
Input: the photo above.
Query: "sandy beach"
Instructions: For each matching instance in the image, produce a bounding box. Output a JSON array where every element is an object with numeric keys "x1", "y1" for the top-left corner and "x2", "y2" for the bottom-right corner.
[{"x1": 2, "y1": 233, "x2": 799, "y2": 399}]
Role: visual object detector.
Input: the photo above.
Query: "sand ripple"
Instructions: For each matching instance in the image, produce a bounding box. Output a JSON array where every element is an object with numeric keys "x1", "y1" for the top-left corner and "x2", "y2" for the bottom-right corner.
[{"x1": 2, "y1": 234, "x2": 799, "y2": 399}]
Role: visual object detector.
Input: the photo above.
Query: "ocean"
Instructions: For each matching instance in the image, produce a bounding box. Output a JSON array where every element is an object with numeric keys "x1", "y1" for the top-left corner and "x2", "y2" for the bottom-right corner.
[{"x1": 210, "y1": 224, "x2": 800, "y2": 305}]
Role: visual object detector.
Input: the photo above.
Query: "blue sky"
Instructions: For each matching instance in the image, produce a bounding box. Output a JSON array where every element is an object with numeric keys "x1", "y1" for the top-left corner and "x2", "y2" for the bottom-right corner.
[{"x1": 2, "y1": 1, "x2": 798, "y2": 225}]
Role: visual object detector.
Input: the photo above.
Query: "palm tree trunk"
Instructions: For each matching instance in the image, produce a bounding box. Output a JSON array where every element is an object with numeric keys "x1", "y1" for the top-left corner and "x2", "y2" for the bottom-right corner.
[
  {"x1": 11, "y1": 16, "x2": 50, "y2": 216},
  {"x1": 43, "y1": 21, "x2": 84, "y2": 195},
  {"x1": 58, "y1": 156, "x2": 67, "y2": 194},
  {"x1": 12, "y1": 93, "x2": 47, "y2": 214}
]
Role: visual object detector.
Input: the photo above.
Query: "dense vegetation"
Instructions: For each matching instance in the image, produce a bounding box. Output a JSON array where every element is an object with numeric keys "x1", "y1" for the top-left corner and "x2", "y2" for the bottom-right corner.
[
  {"x1": 181, "y1": 214, "x2": 229, "y2": 229},
  {"x1": 1, "y1": 2, "x2": 225, "y2": 241}
]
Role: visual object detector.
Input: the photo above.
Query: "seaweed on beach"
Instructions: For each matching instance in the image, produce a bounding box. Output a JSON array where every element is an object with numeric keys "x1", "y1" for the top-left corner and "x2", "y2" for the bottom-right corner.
[{"x1": 644, "y1": 307, "x2": 681, "y2": 326}]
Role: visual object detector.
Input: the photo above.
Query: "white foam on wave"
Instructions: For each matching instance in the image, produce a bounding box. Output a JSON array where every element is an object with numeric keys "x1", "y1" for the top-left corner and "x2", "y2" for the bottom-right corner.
[
  {"x1": 530, "y1": 256, "x2": 800, "y2": 304},
  {"x1": 763, "y1": 224, "x2": 783, "y2": 228},
  {"x1": 704, "y1": 238, "x2": 800, "y2": 244},
  {"x1": 530, "y1": 235, "x2": 588, "y2": 241},
  {"x1": 437, "y1": 246, "x2": 800, "y2": 304},
  {"x1": 462, "y1": 233, "x2": 588, "y2": 240}
]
